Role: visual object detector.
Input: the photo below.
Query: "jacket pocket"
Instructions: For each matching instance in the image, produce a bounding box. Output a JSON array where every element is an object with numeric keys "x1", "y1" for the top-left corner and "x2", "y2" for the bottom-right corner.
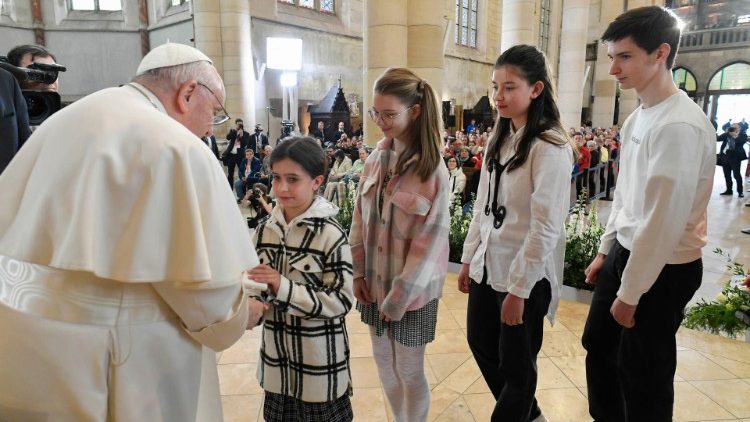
[
  {"x1": 358, "y1": 176, "x2": 377, "y2": 222},
  {"x1": 289, "y1": 254, "x2": 325, "y2": 286},
  {"x1": 390, "y1": 190, "x2": 432, "y2": 239}
]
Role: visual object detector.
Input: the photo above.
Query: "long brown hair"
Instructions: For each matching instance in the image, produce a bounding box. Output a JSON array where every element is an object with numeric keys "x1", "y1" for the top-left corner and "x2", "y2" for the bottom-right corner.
[
  {"x1": 373, "y1": 68, "x2": 443, "y2": 181},
  {"x1": 486, "y1": 45, "x2": 576, "y2": 171}
]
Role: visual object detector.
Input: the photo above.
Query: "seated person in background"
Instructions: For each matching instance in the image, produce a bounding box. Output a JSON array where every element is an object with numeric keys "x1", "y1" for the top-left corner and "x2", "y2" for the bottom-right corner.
[
  {"x1": 312, "y1": 121, "x2": 327, "y2": 145},
  {"x1": 457, "y1": 146, "x2": 479, "y2": 168},
  {"x1": 258, "y1": 145, "x2": 273, "y2": 186},
  {"x1": 353, "y1": 122, "x2": 364, "y2": 137},
  {"x1": 337, "y1": 148, "x2": 369, "y2": 205},
  {"x1": 323, "y1": 149, "x2": 352, "y2": 203},
  {"x1": 447, "y1": 156, "x2": 466, "y2": 205},
  {"x1": 240, "y1": 183, "x2": 274, "y2": 229},
  {"x1": 234, "y1": 148, "x2": 262, "y2": 201},
  {"x1": 333, "y1": 121, "x2": 347, "y2": 144}
]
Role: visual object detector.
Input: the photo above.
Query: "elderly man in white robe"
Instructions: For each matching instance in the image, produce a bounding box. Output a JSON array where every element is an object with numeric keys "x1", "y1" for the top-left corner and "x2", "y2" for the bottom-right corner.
[{"x1": 0, "y1": 43, "x2": 265, "y2": 421}]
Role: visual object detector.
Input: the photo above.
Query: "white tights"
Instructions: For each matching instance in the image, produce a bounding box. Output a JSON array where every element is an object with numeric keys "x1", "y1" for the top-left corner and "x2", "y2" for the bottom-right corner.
[{"x1": 369, "y1": 328, "x2": 430, "y2": 422}]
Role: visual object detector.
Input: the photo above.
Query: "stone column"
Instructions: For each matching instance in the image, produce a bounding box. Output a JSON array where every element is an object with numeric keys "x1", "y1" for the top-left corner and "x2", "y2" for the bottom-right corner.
[
  {"x1": 193, "y1": 0, "x2": 256, "y2": 129},
  {"x1": 407, "y1": 0, "x2": 444, "y2": 110},
  {"x1": 590, "y1": 0, "x2": 624, "y2": 128},
  {"x1": 501, "y1": 0, "x2": 536, "y2": 52},
  {"x1": 557, "y1": 0, "x2": 590, "y2": 129},
  {"x1": 363, "y1": 0, "x2": 408, "y2": 146}
]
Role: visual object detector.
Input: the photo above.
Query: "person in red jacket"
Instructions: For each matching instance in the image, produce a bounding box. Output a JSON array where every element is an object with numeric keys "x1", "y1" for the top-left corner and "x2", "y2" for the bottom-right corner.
[{"x1": 575, "y1": 133, "x2": 591, "y2": 199}]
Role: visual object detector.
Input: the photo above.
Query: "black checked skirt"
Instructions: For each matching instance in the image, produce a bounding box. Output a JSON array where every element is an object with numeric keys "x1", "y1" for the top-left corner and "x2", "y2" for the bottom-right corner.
[
  {"x1": 262, "y1": 391, "x2": 353, "y2": 422},
  {"x1": 357, "y1": 298, "x2": 439, "y2": 347}
]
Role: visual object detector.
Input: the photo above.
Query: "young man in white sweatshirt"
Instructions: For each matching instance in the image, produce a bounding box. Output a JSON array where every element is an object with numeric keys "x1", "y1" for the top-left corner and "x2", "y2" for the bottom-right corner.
[{"x1": 581, "y1": 7, "x2": 716, "y2": 422}]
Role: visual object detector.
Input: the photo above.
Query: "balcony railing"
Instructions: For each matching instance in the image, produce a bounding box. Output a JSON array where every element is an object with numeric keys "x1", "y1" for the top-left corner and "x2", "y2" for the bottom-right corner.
[{"x1": 679, "y1": 26, "x2": 750, "y2": 51}]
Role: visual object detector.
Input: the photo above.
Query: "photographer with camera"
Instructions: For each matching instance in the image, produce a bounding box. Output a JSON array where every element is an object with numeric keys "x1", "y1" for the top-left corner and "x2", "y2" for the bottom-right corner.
[
  {"x1": 0, "y1": 42, "x2": 265, "y2": 421},
  {"x1": 7, "y1": 45, "x2": 59, "y2": 92},
  {"x1": 0, "y1": 44, "x2": 64, "y2": 173},
  {"x1": 222, "y1": 118, "x2": 250, "y2": 185},
  {"x1": 277, "y1": 119, "x2": 295, "y2": 144},
  {"x1": 0, "y1": 68, "x2": 31, "y2": 174},
  {"x1": 240, "y1": 183, "x2": 274, "y2": 229},
  {"x1": 249, "y1": 123, "x2": 269, "y2": 154}
]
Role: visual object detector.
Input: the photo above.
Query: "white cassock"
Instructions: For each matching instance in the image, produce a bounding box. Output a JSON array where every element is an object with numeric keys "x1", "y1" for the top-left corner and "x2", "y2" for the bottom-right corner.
[{"x1": 0, "y1": 83, "x2": 259, "y2": 421}]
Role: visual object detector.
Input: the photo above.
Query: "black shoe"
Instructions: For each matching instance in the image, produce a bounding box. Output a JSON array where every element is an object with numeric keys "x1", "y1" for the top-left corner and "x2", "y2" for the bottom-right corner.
[
  {"x1": 720, "y1": 190, "x2": 733, "y2": 195},
  {"x1": 746, "y1": 202, "x2": 750, "y2": 207},
  {"x1": 740, "y1": 192, "x2": 745, "y2": 198},
  {"x1": 742, "y1": 228, "x2": 750, "y2": 235}
]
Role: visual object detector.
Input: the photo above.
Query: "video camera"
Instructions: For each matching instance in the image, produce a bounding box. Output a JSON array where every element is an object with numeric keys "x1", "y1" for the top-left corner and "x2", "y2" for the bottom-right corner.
[{"x1": 0, "y1": 56, "x2": 66, "y2": 126}]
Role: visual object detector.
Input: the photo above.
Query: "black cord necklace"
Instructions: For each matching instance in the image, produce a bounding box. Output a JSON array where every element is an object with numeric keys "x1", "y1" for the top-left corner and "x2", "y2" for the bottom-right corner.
[{"x1": 484, "y1": 155, "x2": 515, "y2": 229}]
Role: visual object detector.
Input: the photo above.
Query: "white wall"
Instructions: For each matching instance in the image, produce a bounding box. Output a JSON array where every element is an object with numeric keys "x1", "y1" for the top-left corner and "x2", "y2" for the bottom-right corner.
[{"x1": 46, "y1": 31, "x2": 142, "y2": 97}]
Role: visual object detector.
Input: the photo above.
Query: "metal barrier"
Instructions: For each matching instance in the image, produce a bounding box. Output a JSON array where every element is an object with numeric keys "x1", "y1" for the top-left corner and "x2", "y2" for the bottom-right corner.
[{"x1": 569, "y1": 158, "x2": 619, "y2": 211}]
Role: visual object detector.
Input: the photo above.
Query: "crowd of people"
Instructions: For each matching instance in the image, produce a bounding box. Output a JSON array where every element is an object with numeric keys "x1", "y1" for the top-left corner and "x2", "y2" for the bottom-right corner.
[{"x1": 0, "y1": 6, "x2": 739, "y2": 422}]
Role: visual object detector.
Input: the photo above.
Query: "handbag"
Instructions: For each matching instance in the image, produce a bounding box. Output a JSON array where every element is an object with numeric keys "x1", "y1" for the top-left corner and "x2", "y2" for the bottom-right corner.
[{"x1": 716, "y1": 153, "x2": 726, "y2": 166}]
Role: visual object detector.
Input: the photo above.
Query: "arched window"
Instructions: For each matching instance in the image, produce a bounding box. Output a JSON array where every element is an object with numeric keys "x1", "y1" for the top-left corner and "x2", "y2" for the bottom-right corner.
[
  {"x1": 672, "y1": 67, "x2": 697, "y2": 92},
  {"x1": 708, "y1": 62, "x2": 750, "y2": 91}
]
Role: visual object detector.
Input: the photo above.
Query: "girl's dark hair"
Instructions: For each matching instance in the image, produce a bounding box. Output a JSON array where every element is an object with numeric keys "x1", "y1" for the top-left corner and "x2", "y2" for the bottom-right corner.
[
  {"x1": 373, "y1": 68, "x2": 443, "y2": 181},
  {"x1": 334, "y1": 149, "x2": 346, "y2": 159},
  {"x1": 486, "y1": 45, "x2": 575, "y2": 172},
  {"x1": 269, "y1": 136, "x2": 328, "y2": 178}
]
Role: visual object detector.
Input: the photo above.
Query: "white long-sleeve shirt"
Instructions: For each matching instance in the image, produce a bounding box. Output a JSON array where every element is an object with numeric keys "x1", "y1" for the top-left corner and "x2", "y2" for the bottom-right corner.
[
  {"x1": 598, "y1": 90, "x2": 715, "y2": 305},
  {"x1": 461, "y1": 127, "x2": 573, "y2": 323}
]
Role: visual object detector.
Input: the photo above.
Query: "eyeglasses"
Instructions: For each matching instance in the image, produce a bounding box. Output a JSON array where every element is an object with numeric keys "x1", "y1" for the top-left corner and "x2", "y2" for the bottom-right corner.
[
  {"x1": 368, "y1": 105, "x2": 414, "y2": 124},
  {"x1": 197, "y1": 82, "x2": 231, "y2": 125}
]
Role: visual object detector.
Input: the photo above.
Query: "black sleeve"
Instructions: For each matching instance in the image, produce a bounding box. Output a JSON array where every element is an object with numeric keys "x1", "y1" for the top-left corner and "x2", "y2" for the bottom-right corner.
[{"x1": 14, "y1": 79, "x2": 30, "y2": 149}]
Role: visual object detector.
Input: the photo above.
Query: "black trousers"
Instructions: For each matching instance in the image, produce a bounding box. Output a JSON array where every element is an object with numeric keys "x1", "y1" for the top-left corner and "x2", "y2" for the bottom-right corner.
[
  {"x1": 581, "y1": 240, "x2": 702, "y2": 422},
  {"x1": 575, "y1": 169, "x2": 589, "y2": 199},
  {"x1": 722, "y1": 157, "x2": 743, "y2": 193},
  {"x1": 225, "y1": 154, "x2": 241, "y2": 186},
  {"x1": 467, "y1": 276, "x2": 551, "y2": 422}
]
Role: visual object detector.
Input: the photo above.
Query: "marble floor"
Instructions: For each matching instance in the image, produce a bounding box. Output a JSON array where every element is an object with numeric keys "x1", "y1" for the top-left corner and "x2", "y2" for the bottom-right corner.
[{"x1": 221, "y1": 170, "x2": 750, "y2": 421}]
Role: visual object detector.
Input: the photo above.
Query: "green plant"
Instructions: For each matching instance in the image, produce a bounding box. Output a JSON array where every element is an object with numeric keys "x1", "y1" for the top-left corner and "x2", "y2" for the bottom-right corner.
[
  {"x1": 683, "y1": 249, "x2": 749, "y2": 338},
  {"x1": 563, "y1": 193, "x2": 604, "y2": 291},
  {"x1": 449, "y1": 195, "x2": 474, "y2": 263},
  {"x1": 335, "y1": 181, "x2": 357, "y2": 230}
]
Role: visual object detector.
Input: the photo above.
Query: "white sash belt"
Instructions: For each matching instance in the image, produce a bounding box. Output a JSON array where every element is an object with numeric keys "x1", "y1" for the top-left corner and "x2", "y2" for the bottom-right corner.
[{"x1": 0, "y1": 255, "x2": 176, "y2": 326}]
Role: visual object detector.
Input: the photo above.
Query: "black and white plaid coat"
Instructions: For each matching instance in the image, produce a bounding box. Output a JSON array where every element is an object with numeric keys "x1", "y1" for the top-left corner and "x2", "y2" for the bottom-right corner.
[{"x1": 251, "y1": 197, "x2": 354, "y2": 403}]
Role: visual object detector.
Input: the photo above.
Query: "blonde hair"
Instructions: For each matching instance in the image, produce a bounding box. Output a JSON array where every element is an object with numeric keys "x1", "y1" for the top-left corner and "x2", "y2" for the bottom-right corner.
[{"x1": 373, "y1": 68, "x2": 443, "y2": 181}]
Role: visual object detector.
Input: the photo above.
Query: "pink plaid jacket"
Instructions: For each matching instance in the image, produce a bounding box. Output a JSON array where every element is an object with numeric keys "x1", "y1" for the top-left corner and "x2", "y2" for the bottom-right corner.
[{"x1": 350, "y1": 138, "x2": 450, "y2": 320}]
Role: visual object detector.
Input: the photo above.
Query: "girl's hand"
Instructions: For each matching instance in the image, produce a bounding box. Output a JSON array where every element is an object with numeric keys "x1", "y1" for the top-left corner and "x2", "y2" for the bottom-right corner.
[
  {"x1": 246, "y1": 298, "x2": 268, "y2": 329},
  {"x1": 500, "y1": 293, "x2": 524, "y2": 326},
  {"x1": 353, "y1": 277, "x2": 374, "y2": 304},
  {"x1": 458, "y1": 263, "x2": 471, "y2": 294},
  {"x1": 248, "y1": 264, "x2": 281, "y2": 295},
  {"x1": 379, "y1": 311, "x2": 392, "y2": 323}
]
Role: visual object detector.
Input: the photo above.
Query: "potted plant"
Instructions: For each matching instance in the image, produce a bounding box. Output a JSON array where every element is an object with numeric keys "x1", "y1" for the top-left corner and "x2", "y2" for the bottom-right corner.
[
  {"x1": 683, "y1": 249, "x2": 750, "y2": 340},
  {"x1": 448, "y1": 196, "x2": 473, "y2": 271},
  {"x1": 561, "y1": 194, "x2": 604, "y2": 303},
  {"x1": 335, "y1": 181, "x2": 357, "y2": 231}
]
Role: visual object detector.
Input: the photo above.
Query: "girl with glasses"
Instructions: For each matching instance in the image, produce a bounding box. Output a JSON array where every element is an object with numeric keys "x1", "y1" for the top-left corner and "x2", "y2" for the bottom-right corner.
[
  {"x1": 350, "y1": 68, "x2": 449, "y2": 422},
  {"x1": 457, "y1": 45, "x2": 575, "y2": 421}
]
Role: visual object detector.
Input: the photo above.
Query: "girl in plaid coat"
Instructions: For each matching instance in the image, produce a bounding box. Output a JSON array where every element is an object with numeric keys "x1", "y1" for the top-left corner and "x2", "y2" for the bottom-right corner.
[{"x1": 247, "y1": 137, "x2": 354, "y2": 422}]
